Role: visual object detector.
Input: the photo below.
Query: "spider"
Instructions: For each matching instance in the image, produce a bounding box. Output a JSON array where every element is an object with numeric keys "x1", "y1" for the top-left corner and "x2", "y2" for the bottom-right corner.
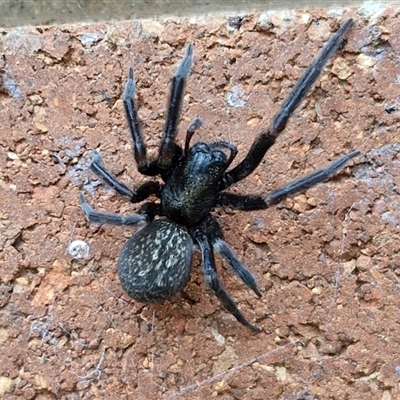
[{"x1": 79, "y1": 18, "x2": 360, "y2": 332}]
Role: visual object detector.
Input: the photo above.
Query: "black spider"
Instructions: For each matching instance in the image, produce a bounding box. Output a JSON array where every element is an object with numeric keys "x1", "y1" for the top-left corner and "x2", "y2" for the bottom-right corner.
[{"x1": 79, "y1": 19, "x2": 360, "y2": 332}]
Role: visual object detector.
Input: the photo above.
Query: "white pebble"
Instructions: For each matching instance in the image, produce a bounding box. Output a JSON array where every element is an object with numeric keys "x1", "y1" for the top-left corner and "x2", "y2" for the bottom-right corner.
[{"x1": 68, "y1": 240, "x2": 90, "y2": 259}]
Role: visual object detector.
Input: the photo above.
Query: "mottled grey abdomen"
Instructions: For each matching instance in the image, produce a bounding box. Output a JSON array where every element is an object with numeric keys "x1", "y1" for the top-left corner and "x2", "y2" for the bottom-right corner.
[{"x1": 117, "y1": 220, "x2": 193, "y2": 302}]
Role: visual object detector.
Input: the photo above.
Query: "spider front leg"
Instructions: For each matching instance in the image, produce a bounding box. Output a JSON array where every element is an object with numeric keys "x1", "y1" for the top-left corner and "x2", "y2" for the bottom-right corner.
[
  {"x1": 216, "y1": 150, "x2": 361, "y2": 210},
  {"x1": 158, "y1": 44, "x2": 194, "y2": 170},
  {"x1": 221, "y1": 18, "x2": 354, "y2": 190},
  {"x1": 191, "y1": 226, "x2": 261, "y2": 332}
]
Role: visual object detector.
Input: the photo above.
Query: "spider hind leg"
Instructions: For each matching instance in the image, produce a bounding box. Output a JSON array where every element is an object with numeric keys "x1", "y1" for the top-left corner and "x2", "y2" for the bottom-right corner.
[
  {"x1": 192, "y1": 226, "x2": 261, "y2": 332},
  {"x1": 204, "y1": 216, "x2": 262, "y2": 297}
]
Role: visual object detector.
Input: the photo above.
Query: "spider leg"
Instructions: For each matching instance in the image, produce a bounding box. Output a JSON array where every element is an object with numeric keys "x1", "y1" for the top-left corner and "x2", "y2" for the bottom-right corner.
[
  {"x1": 79, "y1": 193, "x2": 148, "y2": 226},
  {"x1": 158, "y1": 44, "x2": 194, "y2": 169},
  {"x1": 89, "y1": 150, "x2": 160, "y2": 202},
  {"x1": 191, "y1": 226, "x2": 261, "y2": 332},
  {"x1": 221, "y1": 18, "x2": 354, "y2": 190},
  {"x1": 203, "y1": 216, "x2": 262, "y2": 297},
  {"x1": 123, "y1": 67, "x2": 161, "y2": 175},
  {"x1": 216, "y1": 150, "x2": 361, "y2": 210}
]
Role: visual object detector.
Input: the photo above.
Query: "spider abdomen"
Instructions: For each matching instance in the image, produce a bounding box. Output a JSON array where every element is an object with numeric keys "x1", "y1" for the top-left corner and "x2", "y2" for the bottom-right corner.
[{"x1": 117, "y1": 220, "x2": 193, "y2": 302}]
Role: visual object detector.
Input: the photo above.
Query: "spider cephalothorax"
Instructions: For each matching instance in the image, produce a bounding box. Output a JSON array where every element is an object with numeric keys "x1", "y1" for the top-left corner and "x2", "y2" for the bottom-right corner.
[{"x1": 80, "y1": 19, "x2": 360, "y2": 332}]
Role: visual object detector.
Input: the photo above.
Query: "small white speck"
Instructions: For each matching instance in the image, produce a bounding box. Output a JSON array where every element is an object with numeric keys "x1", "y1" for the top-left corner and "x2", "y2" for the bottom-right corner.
[
  {"x1": 80, "y1": 33, "x2": 99, "y2": 47},
  {"x1": 226, "y1": 85, "x2": 247, "y2": 108},
  {"x1": 7, "y1": 151, "x2": 18, "y2": 160},
  {"x1": 68, "y1": 240, "x2": 90, "y2": 259}
]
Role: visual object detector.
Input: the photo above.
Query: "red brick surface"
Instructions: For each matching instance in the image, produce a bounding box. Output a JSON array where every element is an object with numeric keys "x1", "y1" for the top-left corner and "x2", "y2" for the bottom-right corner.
[{"x1": 1, "y1": 7, "x2": 400, "y2": 399}]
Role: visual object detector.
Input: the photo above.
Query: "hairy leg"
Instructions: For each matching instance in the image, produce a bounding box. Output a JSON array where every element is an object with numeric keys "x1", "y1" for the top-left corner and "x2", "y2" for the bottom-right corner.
[
  {"x1": 123, "y1": 67, "x2": 161, "y2": 175},
  {"x1": 217, "y1": 150, "x2": 360, "y2": 210},
  {"x1": 79, "y1": 193, "x2": 148, "y2": 226},
  {"x1": 191, "y1": 226, "x2": 261, "y2": 332},
  {"x1": 203, "y1": 216, "x2": 262, "y2": 297},
  {"x1": 158, "y1": 44, "x2": 194, "y2": 170},
  {"x1": 89, "y1": 150, "x2": 160, "y2": 201},
  {"x1": 220, "y1": 19, "x2": 354, "y2": 190}
]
